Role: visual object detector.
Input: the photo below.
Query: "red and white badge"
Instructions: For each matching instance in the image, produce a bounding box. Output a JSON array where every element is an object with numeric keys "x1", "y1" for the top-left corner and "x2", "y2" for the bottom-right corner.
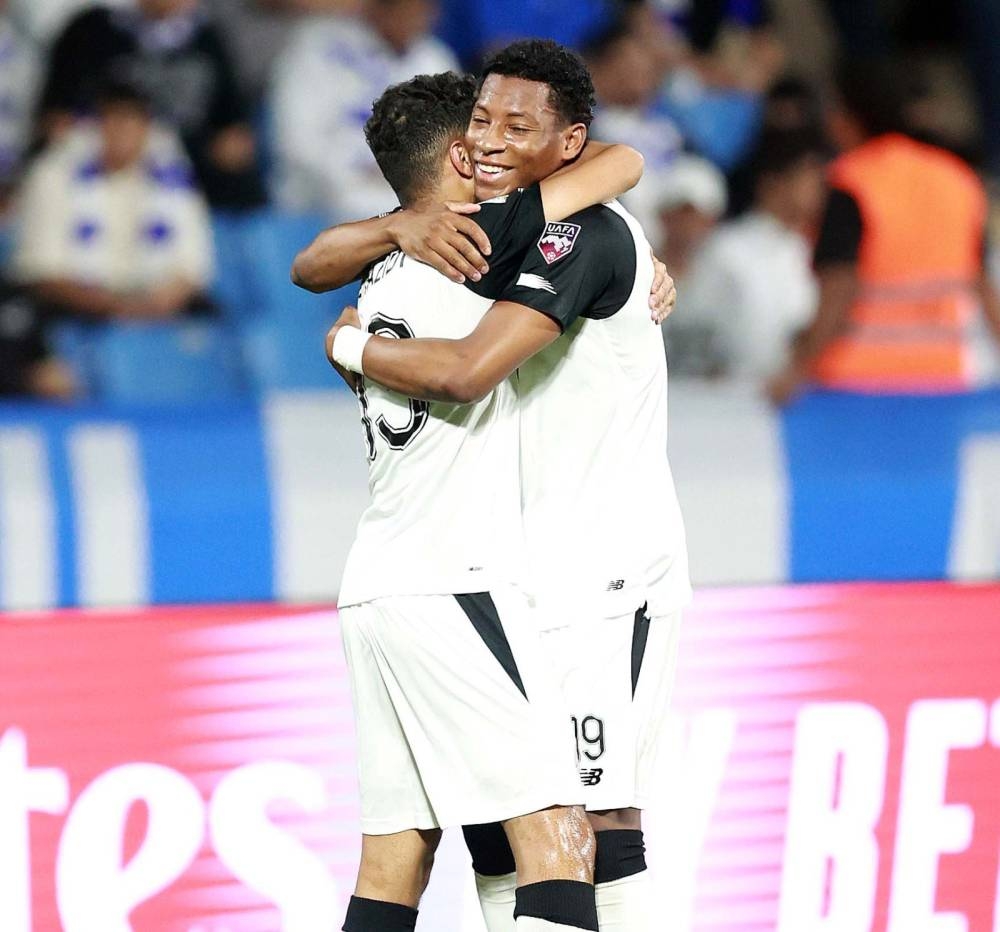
[{"x1": 537, "y1": 222, "x2": 581, "y2": 264}]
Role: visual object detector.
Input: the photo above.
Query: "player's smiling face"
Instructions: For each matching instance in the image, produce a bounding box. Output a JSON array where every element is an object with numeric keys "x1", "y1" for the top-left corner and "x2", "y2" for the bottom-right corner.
[{"x1": 468, "y1": 74, "x2": 581, "y2": 199}]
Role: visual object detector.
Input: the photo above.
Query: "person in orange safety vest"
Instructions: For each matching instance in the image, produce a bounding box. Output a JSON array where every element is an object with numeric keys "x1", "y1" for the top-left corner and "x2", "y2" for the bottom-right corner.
[{"x1": 768, "y1": 59, "x2": 1000, "y2": 402}]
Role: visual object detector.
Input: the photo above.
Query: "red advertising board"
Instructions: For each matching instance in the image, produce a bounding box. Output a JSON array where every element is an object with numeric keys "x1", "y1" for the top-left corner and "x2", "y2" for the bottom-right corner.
[{"x1": 1, "y1": 584, "x2": 999, "y2": 931}]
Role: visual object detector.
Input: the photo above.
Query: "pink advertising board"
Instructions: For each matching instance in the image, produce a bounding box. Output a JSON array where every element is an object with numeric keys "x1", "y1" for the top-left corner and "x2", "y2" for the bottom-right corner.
[{"x1": 2, "y1": 584, "x2": 998, "y2": 931}]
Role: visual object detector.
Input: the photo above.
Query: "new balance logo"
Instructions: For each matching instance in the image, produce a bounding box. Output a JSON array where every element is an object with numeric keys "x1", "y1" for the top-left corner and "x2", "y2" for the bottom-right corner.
[
  {"x1": 516, "y1": 272, "x2": 557, "y2": 294},
  {"x1": 580, "y1": 768, "x2": 603, "y2": 786},
  {"x1": 606, "y1": 579, "x2": 625, "y2": 591}
]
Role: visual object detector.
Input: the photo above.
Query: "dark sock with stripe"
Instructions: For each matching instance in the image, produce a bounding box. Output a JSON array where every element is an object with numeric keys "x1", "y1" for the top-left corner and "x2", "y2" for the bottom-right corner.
[
  {"x1": 342, "y1": 895, "x2": 418, "y2": 932},
  {"x1": 514, "y1": 880, "x2": 599, "y2": 930},
  {"x1": 594, "y1": 829, "x2": 647, "y2": 885}
]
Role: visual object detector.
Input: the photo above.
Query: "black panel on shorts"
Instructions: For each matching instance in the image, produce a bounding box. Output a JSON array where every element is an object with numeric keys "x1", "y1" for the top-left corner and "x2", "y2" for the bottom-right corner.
[
  {"x1": 631, "y1": 603, "x2": 650, "y2": 698},
  {"x1": 455, "y1": 592, "x2": 528, "y2": 699}
]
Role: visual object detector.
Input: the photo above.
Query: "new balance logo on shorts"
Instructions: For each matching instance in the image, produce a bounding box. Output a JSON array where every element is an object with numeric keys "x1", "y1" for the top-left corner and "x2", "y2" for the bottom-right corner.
[
  {"x1": 606, "y1": 579, "x2": 625, "y2": 591},
  {"x1": 580, "y1": 768, "x2": 604, "y2": 786}
]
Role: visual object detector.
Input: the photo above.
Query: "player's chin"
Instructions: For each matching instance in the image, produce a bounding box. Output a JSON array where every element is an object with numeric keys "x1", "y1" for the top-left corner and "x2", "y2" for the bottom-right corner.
[{"x1": 473, "y1": 164, "x2": 516, "y2": 198}]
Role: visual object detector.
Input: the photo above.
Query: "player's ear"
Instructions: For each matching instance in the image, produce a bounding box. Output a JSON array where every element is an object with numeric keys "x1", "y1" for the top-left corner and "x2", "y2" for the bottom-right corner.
[
  {"x1": 561, "y1": 123, "x2": 588, "y2": 161},
  {"x1": 449, "y1": 140, "x2": 474, "y2": 180}
]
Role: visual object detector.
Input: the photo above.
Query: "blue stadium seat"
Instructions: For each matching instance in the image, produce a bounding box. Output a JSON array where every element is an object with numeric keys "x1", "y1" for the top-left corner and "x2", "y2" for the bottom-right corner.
[
  {"x1": 91, "y1": 320, "x2": 247, "y2": 404},
  {"x1": 210, "y1": 209, "x2": 358, "y2": 325},
  {"x1": 240, "y1": 315, "x2": 349, "y2": 392},
  {"x1": 242, "y1": 210, "x2": 354, "y2": 320},
  {"x1": 210, "y1": 212, "x2": 255, "y2": 320},
  {"x1": 49, "y1": 321, "x2": 98, "y2": 396}
]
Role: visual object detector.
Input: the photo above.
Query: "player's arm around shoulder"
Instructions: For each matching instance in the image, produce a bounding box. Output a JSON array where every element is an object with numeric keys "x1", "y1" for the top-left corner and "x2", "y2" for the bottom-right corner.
[
  {"x1": 538, "y1": 141, "x2": 643, "y2": 222},
  {"x1": 291, "y1": 204, "x2": 492, "y2": 292}
]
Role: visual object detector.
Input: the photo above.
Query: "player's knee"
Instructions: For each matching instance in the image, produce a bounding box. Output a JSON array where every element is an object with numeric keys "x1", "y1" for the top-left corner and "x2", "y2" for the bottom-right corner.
[
  {"x1": 566, "y1": 806, "x2": 597, "y2": 870},
  {"x1": 358, "y1": 830, "x2": 440, "y2": 902},
  {"x1": 417, "y1": 842, "x2": 437, "y2": 895},
  {"x1": 543, "y1": 805, "x2": 597, "y2": 874}
]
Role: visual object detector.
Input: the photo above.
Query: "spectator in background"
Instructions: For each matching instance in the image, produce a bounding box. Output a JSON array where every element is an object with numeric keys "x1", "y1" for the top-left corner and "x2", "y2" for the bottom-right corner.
[
  {"x1": 678, "y1": 131, "x2": 825, "y2": 383},
  {"x1": 0, "y1": 281, "x2": 75, "y2": 398},
  {"x1": 586, "y1": 21, "x2": 683, "y2": 178},
  {"x1": 202, "y1": 0, "x2": 361, "y2": 103},
  {"x1": 436, "y1": 0, "x2": 615, "y2": 70},
  {"x1": 647, "y1": 154, "x2": 728, "y2": 376},
  {"x1": 769, "y1": 59, "x2": 1000, "y2": 403},
  {"x1": 36, "y1": 0, "x2": 266, "y2": 210},
  {"x1": 271, "y1": 0, "x2": 457, "y2": 217},
  {"x1": 629, "y1": 0, "x2": 783, "y2": 172},
  {"x1": 7, "y1": 0, "x2": 132, "y2": 45},
  {"x1": 649, "y1": 154, "x2": 727, "y2": 269},
  {"x1": 0, "y1": 0, "x2": 40, "y2": 202},
  {"x1": 726, "y1": 74, "x2": 823, "y2": 215},
  {"x1": 12, "y1": 81, "x2": 214, "y2": 322},
  {"x1": 654, "y1": 0, "x2": 784, "y2": 91},
  {"x1": 586, "y1": 19, "x2": 686, "y2": 241}
]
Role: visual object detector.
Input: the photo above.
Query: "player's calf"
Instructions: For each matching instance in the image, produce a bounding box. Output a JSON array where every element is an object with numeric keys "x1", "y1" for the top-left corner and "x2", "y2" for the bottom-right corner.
[
  {"x1": 343, "y1": 828, "x2": 441, "y2": 931},
  {"x1": 503, "y1": 805, "x2": 599, "y2": 931}
]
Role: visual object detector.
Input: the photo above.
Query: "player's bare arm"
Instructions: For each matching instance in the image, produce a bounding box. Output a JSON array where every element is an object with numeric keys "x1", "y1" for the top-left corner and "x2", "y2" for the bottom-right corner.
[
  {"x1": 536, "y1": 141, "x2": 642, "y2": 225},
  {"x1": 291, "y1": 202, "x2": 491, "y2": 292},
  {"x1": 327, "y1": 300, "x2": 560, "y2": 404},
  {"x1": 292, "y1": 142, "x2": 642, "y2": 292}
]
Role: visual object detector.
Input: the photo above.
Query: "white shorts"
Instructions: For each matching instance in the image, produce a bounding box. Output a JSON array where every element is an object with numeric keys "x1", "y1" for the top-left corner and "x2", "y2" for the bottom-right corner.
[
  {"x1": 340, "y1": 588, "x2": 583, "y2": 835},
  {"x1": 543, "y1": 606, "x2": 683, "y2": 812}
]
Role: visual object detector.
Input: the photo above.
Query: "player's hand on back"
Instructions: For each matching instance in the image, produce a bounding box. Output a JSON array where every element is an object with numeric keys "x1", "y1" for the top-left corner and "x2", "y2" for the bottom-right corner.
[
  {"x1": 649, "y1": 252, "x2": 677, "y2": 324},
  {"x1": 388, "y1": 202, "x2": 492, "y2": 284},
  {"x1": 325, "y1": 305, "x2": 362, "y2": 393}
]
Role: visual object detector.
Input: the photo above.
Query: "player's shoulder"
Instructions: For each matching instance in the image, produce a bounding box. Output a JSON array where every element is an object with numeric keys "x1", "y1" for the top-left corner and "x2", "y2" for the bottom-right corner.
[
  {"x1": 361, "y1": 249, "x2": 472, "y2": 304},
  {"x1": 564, "y1": 202, "x2": 633, "y2": 242},
  {"x1": 541, "y1": 202, "x2": 634, "y2": 267}
]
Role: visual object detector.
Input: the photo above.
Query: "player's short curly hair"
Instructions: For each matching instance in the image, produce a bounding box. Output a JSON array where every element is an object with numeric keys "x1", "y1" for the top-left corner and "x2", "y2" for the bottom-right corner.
[
  {"x1": 365, "y1": 71, "x2": 478, "y2": 206},
  {"x1": 480, "y1": 39, "x2": 595, "y2": 129}
]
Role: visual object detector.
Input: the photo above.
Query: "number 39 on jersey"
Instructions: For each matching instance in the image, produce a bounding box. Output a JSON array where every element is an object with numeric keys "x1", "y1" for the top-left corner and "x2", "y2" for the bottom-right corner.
[{"x1": 357, "y1": 313, "x2": 428, "y2": 460}]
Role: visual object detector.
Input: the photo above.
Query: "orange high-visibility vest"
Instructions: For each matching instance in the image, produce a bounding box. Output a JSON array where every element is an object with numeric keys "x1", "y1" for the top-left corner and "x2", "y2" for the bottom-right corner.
[{"x1": 814, "y1": 133, "x2": 987, "y2": 392}]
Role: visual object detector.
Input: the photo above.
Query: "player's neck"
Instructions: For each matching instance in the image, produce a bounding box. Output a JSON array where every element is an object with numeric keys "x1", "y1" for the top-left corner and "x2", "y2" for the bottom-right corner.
[{"x1": 411, "y1": 179, "x2": 474, "y2": 212}]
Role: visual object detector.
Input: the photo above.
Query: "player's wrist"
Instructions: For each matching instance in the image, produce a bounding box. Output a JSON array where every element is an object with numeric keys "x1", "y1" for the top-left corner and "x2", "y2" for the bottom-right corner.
[
  {"x1": 383, "y1": 208, "x2": 410, "y2": 248},
  {"x1": 332, "y1": 325, "x2": 371, "y2": 375}
]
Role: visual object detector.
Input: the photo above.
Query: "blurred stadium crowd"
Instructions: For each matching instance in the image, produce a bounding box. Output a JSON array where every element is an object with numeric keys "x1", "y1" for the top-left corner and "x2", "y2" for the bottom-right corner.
[{"x1": 1, "y1": 0, "x2": 999, "y2": 403}]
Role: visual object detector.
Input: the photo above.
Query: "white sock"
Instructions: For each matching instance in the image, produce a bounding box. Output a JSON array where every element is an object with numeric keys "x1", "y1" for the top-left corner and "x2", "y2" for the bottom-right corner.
[
  {"x1": 475, "y1": 871, "x2": 517, "y2": 932},
  {"x1": 515, "y1": 919, "x2": 587, "y2": 931},
  {"x1": 595, "y1": 869, "x2": 653, "y2": 931}
]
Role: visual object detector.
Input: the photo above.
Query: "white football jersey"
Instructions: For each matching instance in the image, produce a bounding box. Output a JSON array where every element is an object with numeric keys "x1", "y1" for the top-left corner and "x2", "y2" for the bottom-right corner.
[
  {"x1": 499, "y1": 200, "x2": 692, "y2": 621},
  {"x1": 338, "y1": 188, "x2": 548, "y2": 607},
  {"x1": 338, "y1": 253, "x2": 522, "y2": 607}
]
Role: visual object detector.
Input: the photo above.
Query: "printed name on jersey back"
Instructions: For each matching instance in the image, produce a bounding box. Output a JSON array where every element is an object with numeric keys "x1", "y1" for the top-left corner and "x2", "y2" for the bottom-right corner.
[
  {"x1": 537, "y1": 222, "x2": 581, "y2": 265},
  {"x1": 359, "y1": 250, "x2": 406, "y2": 300}
]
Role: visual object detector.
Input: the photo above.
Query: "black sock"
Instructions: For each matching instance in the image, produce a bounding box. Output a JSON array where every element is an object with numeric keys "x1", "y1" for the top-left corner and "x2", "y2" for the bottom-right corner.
[
  {"x1": 594, "y1": 829, "x2": 647, "y2": 885},
  {"x1": 463, "y1": 821, "x2": 517, "y2": 875},
  {"x1": 342, "y1": 895, "x2": 418, "y2": 932},
  {"x1": 514, "y1": 879, "x2": 599, "y2": 931}
]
